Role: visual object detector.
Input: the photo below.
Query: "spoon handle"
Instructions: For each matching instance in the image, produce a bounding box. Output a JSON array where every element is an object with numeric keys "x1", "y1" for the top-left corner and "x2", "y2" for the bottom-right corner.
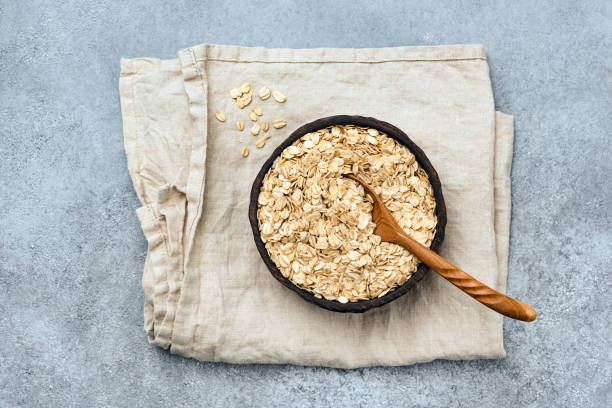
[{"x1": 391, "y1": 230, "x2": 537, "y2": 322}]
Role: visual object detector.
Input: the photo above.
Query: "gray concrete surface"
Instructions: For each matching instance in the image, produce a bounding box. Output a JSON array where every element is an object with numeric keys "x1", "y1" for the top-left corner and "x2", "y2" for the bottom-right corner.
[{"x1": 1, "y1": 0, "x2": 611, "y2": 406}]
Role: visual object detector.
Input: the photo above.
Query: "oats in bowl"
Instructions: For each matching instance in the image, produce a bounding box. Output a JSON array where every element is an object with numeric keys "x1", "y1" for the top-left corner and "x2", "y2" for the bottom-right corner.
[{"x1": 257, "y1": 124, "x2": 437, "y2": 303}]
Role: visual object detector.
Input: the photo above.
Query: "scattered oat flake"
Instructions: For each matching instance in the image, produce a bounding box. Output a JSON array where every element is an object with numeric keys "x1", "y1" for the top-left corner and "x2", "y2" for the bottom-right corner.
[
  {"x1": 253, "y1": 106, "x2": 263, "y2": 116},
  {"x1": 258, "y1": 86, "x2": 271, "y2": 100},
  {"x1": 262, "y1": 121, "x2": 269, "y2": 132},
  {"x1": 237, "y1": 93, "x2": 252, "y2": 109},
  {"x1": 238, "y1": 82, "x2": 251, "y2": 94},
  {"x1": 248, "y1": 111, "x2": 258, "y2": 122},
  {"x1": 272, "y1": 91, "x2": 286, "y2": 103},
  {"x1": 230, "y1": 88, "x2": 240, "y2": 99},
  {"x1": 250, "y1": 122, "x2": 261, "y2": 136},
  {"x1": 272, "y1": 119, "x2": 287, "y2": 129},
  {"x1": 215, "y1": 111, "x2": 226, "y2": 122},
  {"x1": 241, "y1": 147, "x2": 249, "y2": 157},
  {"x1": 256, "y1": 134, "x2": 270, "y2": 148},
  {"x1": 237, "y1": 120, "x2": 244, "y2": 131}
]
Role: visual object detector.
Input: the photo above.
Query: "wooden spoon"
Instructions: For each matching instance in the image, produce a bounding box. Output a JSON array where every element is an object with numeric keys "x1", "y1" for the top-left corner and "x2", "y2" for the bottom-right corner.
[{"x1": 344, "y1": 173, "x2": 536, "y2": 322}]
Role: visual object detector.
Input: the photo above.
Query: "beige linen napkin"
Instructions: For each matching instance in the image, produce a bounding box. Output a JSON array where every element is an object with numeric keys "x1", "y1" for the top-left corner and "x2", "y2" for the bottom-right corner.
[{"x1": 119, "y1": 44, "x2": 514, "y2": 368}]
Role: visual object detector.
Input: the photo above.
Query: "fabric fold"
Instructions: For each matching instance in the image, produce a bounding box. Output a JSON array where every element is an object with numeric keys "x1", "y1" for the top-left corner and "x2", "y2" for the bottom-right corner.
[
  {"x1": 494, "y1": 112, "x2": 514, "y2": 294},
  {"x1": 120, "y1": 59, "x2": 193, "y2": 347},
  {"x1": 134, "y1": 185, "x2": 186, "y2": 348}
]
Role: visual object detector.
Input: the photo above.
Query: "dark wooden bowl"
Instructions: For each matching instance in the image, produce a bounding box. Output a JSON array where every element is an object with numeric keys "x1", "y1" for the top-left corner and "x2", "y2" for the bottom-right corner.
[{"x1": 248, "y1": 115, "x2": 447, "y2": 313}]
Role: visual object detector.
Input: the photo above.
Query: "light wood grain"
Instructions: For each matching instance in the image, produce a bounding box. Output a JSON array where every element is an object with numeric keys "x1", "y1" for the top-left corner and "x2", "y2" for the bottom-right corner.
[{"x1": 345, "y1": 173, "x2": 536, "y2": 322}]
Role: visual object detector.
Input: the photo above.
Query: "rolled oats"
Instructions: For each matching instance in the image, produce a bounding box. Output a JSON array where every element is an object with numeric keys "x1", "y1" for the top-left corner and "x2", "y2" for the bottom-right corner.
[
  {"x1": 257, "y1": 125, "x2": 437, "y2": 303},
  {"x1": 262, "y1": 121, "x2": 269, "y2": 132},
  {"x1": 242, "y1": 147, "x2": 250, "y2": 157},
  {"x1": 248, "y1": 111, "x2": 258, "y2": 122},
  {"x1": 237, "y1": 120, "x2": 244, "y2": 131}
]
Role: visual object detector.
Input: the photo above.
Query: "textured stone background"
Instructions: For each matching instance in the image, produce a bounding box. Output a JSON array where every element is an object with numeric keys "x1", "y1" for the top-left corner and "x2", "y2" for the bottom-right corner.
[{"x1": 1, "y1": 1, "x2": 610, "y2": 406}]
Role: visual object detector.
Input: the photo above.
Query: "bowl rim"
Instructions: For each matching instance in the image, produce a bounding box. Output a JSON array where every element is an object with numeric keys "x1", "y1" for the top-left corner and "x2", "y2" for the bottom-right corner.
[{"x1": 248, "y1": 115, "x2": 447, "y2": 313}]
